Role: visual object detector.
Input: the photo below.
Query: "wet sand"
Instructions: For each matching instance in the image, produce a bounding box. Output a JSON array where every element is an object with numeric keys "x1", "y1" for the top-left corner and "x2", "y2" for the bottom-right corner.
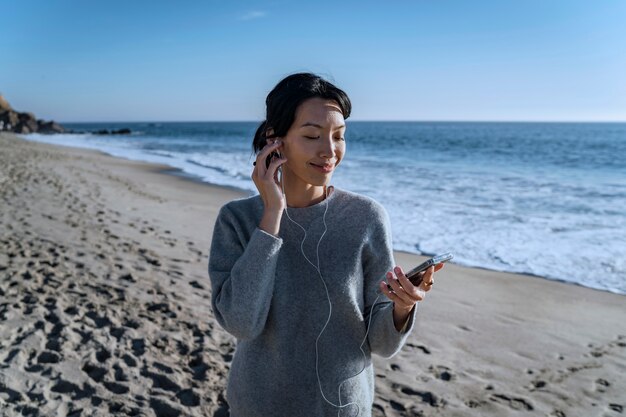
[{"x1": 1, "y1": 132, "x2": 624, "y2": 417}]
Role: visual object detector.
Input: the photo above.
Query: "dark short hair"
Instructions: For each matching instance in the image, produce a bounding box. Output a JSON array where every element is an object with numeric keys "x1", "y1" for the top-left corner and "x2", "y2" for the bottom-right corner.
[{"x1": 252, "y1": 72, "x2": 351, "y2": 153}]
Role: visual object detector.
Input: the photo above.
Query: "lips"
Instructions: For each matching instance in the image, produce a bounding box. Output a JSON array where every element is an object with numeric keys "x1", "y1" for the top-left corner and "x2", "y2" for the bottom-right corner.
[{"x1": 310, "y1": 162, "x2": 334, "y2": 173}]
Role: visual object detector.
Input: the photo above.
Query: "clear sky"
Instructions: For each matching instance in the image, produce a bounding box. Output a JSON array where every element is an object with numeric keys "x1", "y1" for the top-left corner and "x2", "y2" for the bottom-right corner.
[{"x1": 1, "y1": 0, "x2": 625, "y2": 122}]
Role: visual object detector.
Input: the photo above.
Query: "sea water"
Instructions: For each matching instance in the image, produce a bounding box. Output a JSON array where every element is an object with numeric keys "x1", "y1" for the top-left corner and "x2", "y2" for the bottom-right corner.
[{"x1": 23, "y1": 121, "x2": 626, "y2": 294}]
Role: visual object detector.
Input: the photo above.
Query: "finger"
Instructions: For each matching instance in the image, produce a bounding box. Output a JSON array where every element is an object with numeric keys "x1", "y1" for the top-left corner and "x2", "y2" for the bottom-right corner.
[
  {"x1": 387, "y1": 271, "x2": 418, "y2": 305},
  {"x1": 271, "y1": 157, "x2": 287, "y2": 187},
  {"x1": 251, "y1": 162, "x2": 258, "y2": 179},
  {"x1": 423, "y1": 265, "x2": 435, "y2": 281},
  {"x1": 255, "y1": 140, "x2": 282, "y2": 174},
  {"x1": 422, "y1": 266, "x2": 435, "y2": 285},
  {"x1": 411, "y1": 265, "x2": 434, "y2": 286},
  {"x1": 266, "y1": 156, "x2": 287, "y2": 180},
  {"x1": 379, "y1": 280, "x2": 404, "y2": 304},
  {"x1": 394, "y1": 266, "x2": 422, "y2": 302},
  {"x1": 434, "y1": 263, "x2": 445, "y2": 272},
  {"x1": 420, "y1": 266, "x2": 435, "y2": 288}
]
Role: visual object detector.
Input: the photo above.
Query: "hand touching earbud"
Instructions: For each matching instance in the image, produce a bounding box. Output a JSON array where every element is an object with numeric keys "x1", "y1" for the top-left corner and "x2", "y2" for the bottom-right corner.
[{"x1": 253, "y1": 139, "x2": 288, "y2": 236}]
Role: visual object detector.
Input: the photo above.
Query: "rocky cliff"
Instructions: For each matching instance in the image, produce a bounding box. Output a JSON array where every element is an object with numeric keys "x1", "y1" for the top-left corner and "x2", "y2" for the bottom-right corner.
[{"x1": 0, "y1": 94, "x2": 66, "y2": 134}]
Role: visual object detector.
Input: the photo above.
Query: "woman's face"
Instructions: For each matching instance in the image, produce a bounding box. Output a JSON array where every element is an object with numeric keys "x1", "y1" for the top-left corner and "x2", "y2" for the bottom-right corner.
[{"x1": 275, "y1": 97, "x2": 346, "y2": 188}]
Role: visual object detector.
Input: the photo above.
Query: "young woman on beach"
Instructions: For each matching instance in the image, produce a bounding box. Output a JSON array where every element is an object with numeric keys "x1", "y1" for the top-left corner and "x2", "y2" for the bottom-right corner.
[{"x1": 208, "y1": 72, "x2": 443, "y2": 416}]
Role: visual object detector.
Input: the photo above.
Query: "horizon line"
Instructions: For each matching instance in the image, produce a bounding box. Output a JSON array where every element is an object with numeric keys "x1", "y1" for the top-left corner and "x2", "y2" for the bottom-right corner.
[{"x1": 57, "y1": 119, "x2": 626, "y2": 124}]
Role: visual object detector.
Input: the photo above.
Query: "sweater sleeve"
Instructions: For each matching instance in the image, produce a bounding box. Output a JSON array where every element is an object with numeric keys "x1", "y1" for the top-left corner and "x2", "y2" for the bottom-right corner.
[
  {"x1": 362, "y1": 202, "x2": 418, "y2": 359},
  {"x1": 208, "y1": 204, "x2": 283, "y2": 340}
]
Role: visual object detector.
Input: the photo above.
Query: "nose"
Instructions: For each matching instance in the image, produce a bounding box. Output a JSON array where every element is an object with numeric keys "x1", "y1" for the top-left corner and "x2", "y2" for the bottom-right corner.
[{"x1": 319, "y1": 135, "x2": 336, "y2": 159}]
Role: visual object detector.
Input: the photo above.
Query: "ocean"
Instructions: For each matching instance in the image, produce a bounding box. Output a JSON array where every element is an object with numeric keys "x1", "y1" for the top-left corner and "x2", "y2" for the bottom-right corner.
[{"x1": 22, "y1": 121, "x2": 626, "y2": 295}]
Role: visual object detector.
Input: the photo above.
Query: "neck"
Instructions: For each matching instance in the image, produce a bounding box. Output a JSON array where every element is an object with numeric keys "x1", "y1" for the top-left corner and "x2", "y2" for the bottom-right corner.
[{"x1": 281, "y1": 169, "x2": 328, "y2": 208}]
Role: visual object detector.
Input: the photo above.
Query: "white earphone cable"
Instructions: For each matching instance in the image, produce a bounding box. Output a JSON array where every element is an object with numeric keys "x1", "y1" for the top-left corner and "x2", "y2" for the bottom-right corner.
[{"x1": 279, "y1": 166, "x2": 383, "y2": 417}]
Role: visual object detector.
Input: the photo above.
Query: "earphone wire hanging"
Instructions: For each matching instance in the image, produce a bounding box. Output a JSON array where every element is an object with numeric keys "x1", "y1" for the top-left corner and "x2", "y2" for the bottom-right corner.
[{"x1": 280, "y1": 165, "x2": 383, "y2": 417}]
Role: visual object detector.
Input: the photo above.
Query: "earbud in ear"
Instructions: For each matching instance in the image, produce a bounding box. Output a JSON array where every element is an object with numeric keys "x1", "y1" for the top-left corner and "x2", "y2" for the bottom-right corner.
[{"x1": 274, "y1": 139, "x2": 281, "y2": 158}]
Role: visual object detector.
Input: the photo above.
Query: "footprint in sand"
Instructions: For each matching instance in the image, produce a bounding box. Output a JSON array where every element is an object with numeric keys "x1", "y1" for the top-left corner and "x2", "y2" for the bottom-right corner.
[
  {"x1": 150, "y1": 397, "x2": 185, "y2": 417},
  {"x1": 594, "y1": 378, "x2": 610, "y2": 393},
  {"x1": 82, "y1": 362, "x2": 108, "y2": 384},
  {"x1": 103, "y1": 381, "x2": 130, "y2": 394},
  {"x1": 489, "y1": 393, "x2": 534, "y2": 411},
  {"x1": 176, "y1": 388, "x2": 200, "y2": 406},
  {"x1": 141, "y1": 366, "x2": 182, "y2": 393},
  {"x1": 428, "y1": 364, "x2": 455, "y2": 381},
  {"x1": 528, "y1": 379, "x2": 548, "y2": 391},
  {"x1": 131, "y1": 338, "x2": 146, "y2": 357},
  {"x1": 96, "y1": 348, "x2": 112, "y2": 363},
  {"x1": 0, "y1": 385, "x2": 25, "y2": 403},
  {"x1": 189, "y1": 280, "x2": 205, "y2": 290},
  {"x1": 465, "y1": 399, "x2": 488, "y2": 408},
  {"x1": 188, "y1": 355, "x2": 210, "y2": 381},
  {"x1": 122, "y1": 353, "x2": 138, "y2": 367},
  {"x1": 405, "y1": 342, "x2": 431, "y2": 354},
  {"x1": 119, "y1": 272, "x2": 137, "y2": 283},
  {"x1": 394, "y1": 383, "x2": 443, "y2": 408}
]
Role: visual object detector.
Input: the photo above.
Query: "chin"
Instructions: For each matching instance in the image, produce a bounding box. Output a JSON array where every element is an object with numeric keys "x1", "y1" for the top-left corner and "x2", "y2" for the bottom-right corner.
[{"x1": 312, "y1": 175, "x2": 333, "y2": 186}]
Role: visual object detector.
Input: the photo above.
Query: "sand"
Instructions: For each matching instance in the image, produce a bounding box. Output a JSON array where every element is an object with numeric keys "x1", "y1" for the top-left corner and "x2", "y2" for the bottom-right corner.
[{"x1": 0, "y1": 131, "x2": 624, "y2": 417}]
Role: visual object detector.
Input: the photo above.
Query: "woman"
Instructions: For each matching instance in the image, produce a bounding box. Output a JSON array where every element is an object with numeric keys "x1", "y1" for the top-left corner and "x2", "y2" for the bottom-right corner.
[{"x1": 208, "y1": 73, "x2": 442, "y2": 416}]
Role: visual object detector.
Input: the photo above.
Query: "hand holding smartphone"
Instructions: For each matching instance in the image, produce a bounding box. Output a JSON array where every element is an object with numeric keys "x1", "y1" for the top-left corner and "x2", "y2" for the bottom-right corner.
[
  {"x1": 386, "y1": 252, "x2": 453, "y2": 291},
  {"x1": 405, "y1": 253, "x2": 453, "y2": 285}
]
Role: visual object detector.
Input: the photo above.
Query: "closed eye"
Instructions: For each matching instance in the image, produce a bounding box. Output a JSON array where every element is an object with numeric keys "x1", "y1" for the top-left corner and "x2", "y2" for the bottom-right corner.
[{"x1": 304, "y1": 136, "x2": 345, "y2": 141}]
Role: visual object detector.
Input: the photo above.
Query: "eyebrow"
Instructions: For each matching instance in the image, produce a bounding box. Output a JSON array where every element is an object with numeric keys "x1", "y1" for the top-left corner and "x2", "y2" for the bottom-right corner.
[{"x1": 299, "y1": 122, "x2": 345, "y2": 131}]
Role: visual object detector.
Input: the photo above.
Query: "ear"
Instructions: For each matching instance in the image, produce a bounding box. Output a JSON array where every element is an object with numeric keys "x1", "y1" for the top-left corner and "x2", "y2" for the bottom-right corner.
[{"x1": 266, "y1": 129, "x2": 285, "y2": 149}]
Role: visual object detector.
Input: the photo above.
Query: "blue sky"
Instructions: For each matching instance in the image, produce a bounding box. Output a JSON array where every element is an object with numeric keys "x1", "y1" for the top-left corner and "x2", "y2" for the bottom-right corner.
[{"x1": 1, "y1": 0, "x2": 625, "y2": 122}]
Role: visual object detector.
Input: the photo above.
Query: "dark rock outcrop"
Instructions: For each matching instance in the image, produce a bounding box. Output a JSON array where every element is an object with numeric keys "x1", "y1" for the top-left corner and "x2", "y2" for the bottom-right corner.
[
  {"x1": 93, "y1": 128, "x2": 132, "y2": 135},
  {"x1": 37, "y1": 121, "x2": 66, "y2": 134},
  {"x1": 0, "y1": 94, "x2": 133, "y2": 135},
  {"x1": 0, "y1": 94, "x2": 66, "y2": 134}
]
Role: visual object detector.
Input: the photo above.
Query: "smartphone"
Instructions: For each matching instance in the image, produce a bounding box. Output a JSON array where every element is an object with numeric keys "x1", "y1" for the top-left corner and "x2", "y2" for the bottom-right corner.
[{"x1": 386, "y1": 252, "x2": 453, "y2": 290}]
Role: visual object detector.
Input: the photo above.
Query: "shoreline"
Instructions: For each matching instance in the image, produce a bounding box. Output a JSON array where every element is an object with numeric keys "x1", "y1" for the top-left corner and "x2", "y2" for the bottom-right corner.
[
  {"x1": 1, "y1": 131, "x2": 625, "y2": 416},
  {"x1": 15, "y1": 132, "x2": 624, "y2": 296}
]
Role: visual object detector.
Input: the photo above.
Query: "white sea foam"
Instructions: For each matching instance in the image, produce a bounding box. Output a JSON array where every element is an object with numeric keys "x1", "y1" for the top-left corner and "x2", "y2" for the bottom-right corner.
[{"x1": 21, "y1": 129, "x2": 626, "y2": 294}]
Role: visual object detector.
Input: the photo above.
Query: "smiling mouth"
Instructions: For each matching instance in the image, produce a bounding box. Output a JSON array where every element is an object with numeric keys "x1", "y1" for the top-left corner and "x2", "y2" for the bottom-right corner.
[{"x1": 309, "y1": 162, "x2": 334, "y2": 172}]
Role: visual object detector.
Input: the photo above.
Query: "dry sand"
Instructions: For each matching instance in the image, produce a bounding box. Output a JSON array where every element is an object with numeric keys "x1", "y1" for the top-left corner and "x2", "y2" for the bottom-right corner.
[{"x1": 0, "y1": 132, "x2": 624, "y2": 417}]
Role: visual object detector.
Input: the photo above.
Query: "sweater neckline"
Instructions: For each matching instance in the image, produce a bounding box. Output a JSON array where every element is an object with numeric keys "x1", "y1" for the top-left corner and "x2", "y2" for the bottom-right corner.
[{"x1": 283, "y1": 186, "x2": 338, "y2": 212}]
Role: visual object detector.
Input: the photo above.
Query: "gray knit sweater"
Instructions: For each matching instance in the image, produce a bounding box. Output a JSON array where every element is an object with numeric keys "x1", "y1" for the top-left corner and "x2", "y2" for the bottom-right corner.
[{"x1": 208, "y1": 187, "x2": 417, "y2": 417}]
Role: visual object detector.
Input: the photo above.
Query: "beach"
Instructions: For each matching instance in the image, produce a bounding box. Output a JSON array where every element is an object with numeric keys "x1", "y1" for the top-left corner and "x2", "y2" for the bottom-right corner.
[{"x1": 1, "y1": 131, "x2": 624, "y2": 416}]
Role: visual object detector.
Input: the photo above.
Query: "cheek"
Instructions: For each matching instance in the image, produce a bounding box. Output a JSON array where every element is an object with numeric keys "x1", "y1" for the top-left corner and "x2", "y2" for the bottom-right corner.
[
  {"x1": 282, "y1": 143, "x2": 309, "y2": 167},
  {"x1": 288, "y1": 144, "x2": 310, "y2": 161},
  {"x1": 336, "y1": 143, "x2": 346, "y2": 160}
]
